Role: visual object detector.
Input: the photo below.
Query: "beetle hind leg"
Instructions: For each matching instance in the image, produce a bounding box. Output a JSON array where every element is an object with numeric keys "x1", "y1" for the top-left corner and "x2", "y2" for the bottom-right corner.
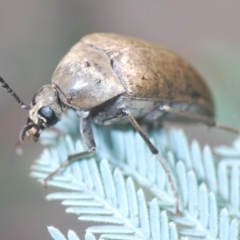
[
  {"x1": 161, "y1": 105, "x2": 240, "y2": 135},
  {"x1": 122, "y1": 109, "x2": 179, "y2": 213}
]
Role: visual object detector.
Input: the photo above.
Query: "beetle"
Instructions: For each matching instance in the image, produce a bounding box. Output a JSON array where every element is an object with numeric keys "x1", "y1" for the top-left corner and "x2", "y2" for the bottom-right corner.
[{"x1": 1, "y1": 33, "x2": 239, "y2": 213}]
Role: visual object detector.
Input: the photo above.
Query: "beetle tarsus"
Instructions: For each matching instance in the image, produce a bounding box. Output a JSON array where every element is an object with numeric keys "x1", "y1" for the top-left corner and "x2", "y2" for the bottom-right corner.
[
  {"x1": 155, "y1": 154, "x2": 179, "y2": 214},
  {"x1": 42, "y1": 147, "x2": 96, "y2": 184},
  {"x1": 215, "y1": 123, "x2": 240, "y2": 135},
  {"x1": 38, "y1": 179, "x2": 48, "y2": 189},
  {"x1": 42, "y1": 160, "x2": 70, "y2": 184}
]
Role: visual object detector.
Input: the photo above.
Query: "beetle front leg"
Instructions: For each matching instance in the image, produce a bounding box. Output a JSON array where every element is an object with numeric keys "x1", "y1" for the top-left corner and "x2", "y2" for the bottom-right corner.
[
  {"x1": 122, "y1": 109, "x2": 179, "y2": 213},
  {"x1": 93, "y1": 108, "x2": 126, "y2": 125},
  {"x1": 41, "y1": 115, "x2": 96, "y2": 185}
]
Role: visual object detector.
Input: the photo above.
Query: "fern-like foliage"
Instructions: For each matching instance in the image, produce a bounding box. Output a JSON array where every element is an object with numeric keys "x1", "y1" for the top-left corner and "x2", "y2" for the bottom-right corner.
[
  {"x1": 48, "y1": 226, "x2": 96, "y2": 240},
  {"x1": 31, "y1": 110, "x2": 240, "y2": 240}
]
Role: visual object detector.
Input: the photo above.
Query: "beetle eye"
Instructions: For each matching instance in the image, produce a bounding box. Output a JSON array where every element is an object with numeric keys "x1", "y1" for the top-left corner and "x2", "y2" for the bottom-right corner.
[{"x1": 38, "y1": 106, "x2": 58, "y2": 126}]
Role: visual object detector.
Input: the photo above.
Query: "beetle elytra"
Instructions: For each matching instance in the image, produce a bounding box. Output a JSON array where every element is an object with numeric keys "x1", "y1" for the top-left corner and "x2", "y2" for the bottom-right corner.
[{"x1": 1, "y1": 33, "x2": 239, "y2": 213}]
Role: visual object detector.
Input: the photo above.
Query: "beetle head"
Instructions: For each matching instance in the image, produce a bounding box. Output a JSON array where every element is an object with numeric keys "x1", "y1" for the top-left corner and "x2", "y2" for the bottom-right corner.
[
  {"x1": 0, "y1": 77, "x2": 63, "y2": 148},
  {"x1": 22, "y1": 84, "x2": 62, "y2": 142}
]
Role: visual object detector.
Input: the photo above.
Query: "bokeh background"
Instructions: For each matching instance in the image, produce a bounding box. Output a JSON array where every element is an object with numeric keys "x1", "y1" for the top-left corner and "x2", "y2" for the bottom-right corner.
[{"x1": 1, "y1": 1, "x2": 240, "y2": 239}]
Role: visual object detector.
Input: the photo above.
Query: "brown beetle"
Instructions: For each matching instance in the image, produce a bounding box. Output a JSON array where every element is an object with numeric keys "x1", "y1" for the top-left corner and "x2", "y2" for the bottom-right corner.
[{"x1": 1, "y1": 33, "x2": 239, "y2": 213}]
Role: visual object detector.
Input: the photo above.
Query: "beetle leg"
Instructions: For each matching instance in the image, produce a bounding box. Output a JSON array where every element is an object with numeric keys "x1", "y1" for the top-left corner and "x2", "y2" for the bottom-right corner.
[
  {"x1": 93, "y1": 109, "x2": 126, "y2": 125},
  {"x1": 80, "y1": 115, "x2": 97, "y2": 151},
  {"x1": 161, "y1": 105, "x2": 240, "y2": 135},
  {"x1": 41, "y1": 115, "x2": 96, "y2": 186},
  {"x1": 122, "y1": 108, "x2": 179, "y2": 213}
]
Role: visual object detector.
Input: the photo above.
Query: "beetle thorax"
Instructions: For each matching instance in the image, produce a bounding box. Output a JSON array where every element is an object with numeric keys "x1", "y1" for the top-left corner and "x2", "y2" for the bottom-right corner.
[{"x1": 29, "y1": 84, "x2": 62, "y2": 127}]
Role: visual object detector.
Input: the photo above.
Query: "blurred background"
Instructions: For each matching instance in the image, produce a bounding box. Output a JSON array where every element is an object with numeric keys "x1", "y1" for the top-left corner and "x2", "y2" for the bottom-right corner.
[{"x1": 1, "y1": 1, "x2": 240, "y2": 239}]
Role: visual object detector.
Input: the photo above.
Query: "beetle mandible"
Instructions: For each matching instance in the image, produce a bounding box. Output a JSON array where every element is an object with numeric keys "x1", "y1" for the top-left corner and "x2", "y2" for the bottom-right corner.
[{"x1": 1, "y1": 33, "x2": 239, "y2": 213}]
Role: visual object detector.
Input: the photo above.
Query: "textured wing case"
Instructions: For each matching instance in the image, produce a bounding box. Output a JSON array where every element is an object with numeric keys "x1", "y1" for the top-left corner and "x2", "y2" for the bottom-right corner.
[
  {"x1": 52, "y1": 41, "x2": 125, "y2": 109},
  {"x1": 82, "y1": 33, "x2": 214, "y2": 116}
]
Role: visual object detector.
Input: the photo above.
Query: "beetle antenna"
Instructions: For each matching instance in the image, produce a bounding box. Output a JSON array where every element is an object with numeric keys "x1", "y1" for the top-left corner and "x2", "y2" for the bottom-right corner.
[{"x1": 0, "y1": 76, "x2": 31, "y2": 110}]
